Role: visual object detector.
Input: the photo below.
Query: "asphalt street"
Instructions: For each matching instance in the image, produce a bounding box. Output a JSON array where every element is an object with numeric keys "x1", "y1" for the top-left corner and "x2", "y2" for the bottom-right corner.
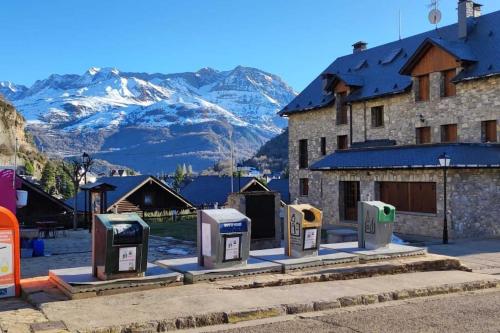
[{"x1": 203, "y1": 289, "x2": 500, "y2": 333}]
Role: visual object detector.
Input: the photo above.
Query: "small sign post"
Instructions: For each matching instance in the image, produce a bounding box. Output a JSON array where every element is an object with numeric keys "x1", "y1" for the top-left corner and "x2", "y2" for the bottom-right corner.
[{"x1": 0, "y1": 206, "x2": 21, "y2": 298}]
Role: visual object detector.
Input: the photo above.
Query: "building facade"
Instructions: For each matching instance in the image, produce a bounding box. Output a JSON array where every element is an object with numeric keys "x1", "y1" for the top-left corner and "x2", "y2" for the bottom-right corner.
[{"x1": 282, "y1": 1, "x2": 500, "y2": 239}]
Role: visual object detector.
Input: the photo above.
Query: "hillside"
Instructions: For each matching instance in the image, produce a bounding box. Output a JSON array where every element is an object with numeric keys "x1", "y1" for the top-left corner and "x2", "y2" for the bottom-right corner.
[
  {"x1": 1, "y1": 66, "x2": 296, "y2": 173},
  {"x1": 243, "y1": 128, "x2": 288, "y2": 174},
  {"x1": 0, "y1": 97, "x2": 45, "y2": 173}
]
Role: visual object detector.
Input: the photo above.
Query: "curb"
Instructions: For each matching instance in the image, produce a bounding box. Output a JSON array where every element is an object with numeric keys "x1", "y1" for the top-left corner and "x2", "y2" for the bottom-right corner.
[
  {"x1": 225, "y1": 258, "x2": 466, "y2": 290},
  {"x1": 77, "y1": 279, "x2": 499, "y2": 333}
]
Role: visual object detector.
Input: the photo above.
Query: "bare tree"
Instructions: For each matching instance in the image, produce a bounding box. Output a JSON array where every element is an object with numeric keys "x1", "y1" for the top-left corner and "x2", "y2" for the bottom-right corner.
[{"x1": 63, "y1": 154, "x2": 93, "y2": 230}]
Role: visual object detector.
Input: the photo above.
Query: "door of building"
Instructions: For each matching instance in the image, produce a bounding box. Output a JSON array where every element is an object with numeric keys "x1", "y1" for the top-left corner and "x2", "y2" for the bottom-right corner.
[{"x1": 341, "y1": 181, "x2": 360, "y2": 221}]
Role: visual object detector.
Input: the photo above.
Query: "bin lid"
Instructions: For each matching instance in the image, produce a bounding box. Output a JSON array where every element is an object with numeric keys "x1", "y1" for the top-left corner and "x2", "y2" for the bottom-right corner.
[
  {"x1": 363, "y1": 201, "x2": 395, "y2": 223},
  {"x1": 201, "y1": 208, "x2": 250, "y2": 224}
]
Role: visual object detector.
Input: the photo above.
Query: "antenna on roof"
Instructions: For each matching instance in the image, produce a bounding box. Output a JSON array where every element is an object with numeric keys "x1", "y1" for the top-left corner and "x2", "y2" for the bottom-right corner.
[
  {"x1": 428, "y1": 0, "x2": 442, "y2": 30},
  {"x1": 398, "y1": 10, "x2": 402, "y2": 40}
]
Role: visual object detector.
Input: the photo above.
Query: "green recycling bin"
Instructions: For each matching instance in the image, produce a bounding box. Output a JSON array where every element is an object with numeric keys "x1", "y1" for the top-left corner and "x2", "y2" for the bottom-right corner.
[{"x1": 358, "y1": 201, "x2": 396, "y2": 250}]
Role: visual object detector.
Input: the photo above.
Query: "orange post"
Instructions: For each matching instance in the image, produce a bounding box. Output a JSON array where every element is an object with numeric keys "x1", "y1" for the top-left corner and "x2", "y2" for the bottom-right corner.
[{"x1": 0, "y1": 206, "x2": 21, "y2": 298}]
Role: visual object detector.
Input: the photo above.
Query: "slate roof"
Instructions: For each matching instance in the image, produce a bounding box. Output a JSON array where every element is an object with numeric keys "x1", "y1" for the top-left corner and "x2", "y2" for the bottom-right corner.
[
  {"x1": 267, "y1": 178, "x2": 290, "y2": 204},
  {"x1": 310, "y1": 143, "x2": 500, "y2": 170},
  {"x1": 66, "y1": 175, "x2": 193, "y2": 211},
  {"x1": 17, "y1": 176, "x2": 73, "y2": 211},
  {"x1": 180, "y1": 176, "x2": 269, "y2": 207},
  {"x1": 281, "y1": 10, "x2": 500, "y2": 115}
]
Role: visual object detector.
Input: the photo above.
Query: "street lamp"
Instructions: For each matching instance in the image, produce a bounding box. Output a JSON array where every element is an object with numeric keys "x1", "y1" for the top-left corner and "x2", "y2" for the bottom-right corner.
[
  {"x1": 236, "y1": 163, "x2": 242, "y2": 192},
  {"x1": 82, "y1": 152, "x2": 91, "y2": 184},
  {"x1": 438, "y1": 152, "x2": 451, "y2": 244}
]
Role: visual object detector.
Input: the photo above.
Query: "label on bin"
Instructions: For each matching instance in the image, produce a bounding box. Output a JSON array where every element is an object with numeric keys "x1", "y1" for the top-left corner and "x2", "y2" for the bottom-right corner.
[
  {"x1": 219, "y1": 221, "x2": 247, "y2": 233},
  {"x1": 224, "y1": 236, "x2": 240, "y2": 261},
  {"x1": 202, "y1": 223, "x2": 211, "y2": 256},
  {"x1": 303, "y1": 228, "x2": 318, "y2": 250},
  {"x1": 0, "y1": 230, "x2": 14, "y2": 298},
  {"x1": 118, "y1": 247, "x2": 136, "y2": 272}
]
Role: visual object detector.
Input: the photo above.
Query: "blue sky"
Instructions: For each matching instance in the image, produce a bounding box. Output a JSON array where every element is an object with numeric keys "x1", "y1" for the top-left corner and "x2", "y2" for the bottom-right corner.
[{"x1": 2, "y1": 0, "x2": 500, "y2": 91}]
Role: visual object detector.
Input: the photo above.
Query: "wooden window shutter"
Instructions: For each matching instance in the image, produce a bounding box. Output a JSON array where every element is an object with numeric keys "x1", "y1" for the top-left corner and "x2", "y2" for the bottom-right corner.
[
  {"x1": 440, "y1": 72, "x2": 446, "y2": 97},
  {"x1": 448, "y1": 124, "x2": 458, "y2": 142},
  {"x1": 414, "y1": 77, "x2": 420, "y2": 101},
  {"x1": 483, "y1": 120, "x2": 497, "y2": 142}
]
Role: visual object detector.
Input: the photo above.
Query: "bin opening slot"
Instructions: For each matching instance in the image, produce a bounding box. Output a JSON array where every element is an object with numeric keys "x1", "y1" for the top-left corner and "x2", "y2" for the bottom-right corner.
[
  {"x1": 112, "y1": 222, "x2": 143, "y2": 245},
  {"x1": 302, "y1": 209, "x2": 315, "y2": 222},
  {"x1": 383, "y1": 206, "x2": 391, "y2": 215}
]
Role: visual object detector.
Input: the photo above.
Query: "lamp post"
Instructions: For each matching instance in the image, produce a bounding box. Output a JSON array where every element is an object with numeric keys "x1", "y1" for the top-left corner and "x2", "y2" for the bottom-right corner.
[
  {"x1": 82, "y1": 152, "x2": 91, "y2": 184},
  {"x1": 438, "y1": 153, "x2": 451, "y2": 244},
  {"x1": 236, "y1": 163, "x2": 242, "y2": 192}
]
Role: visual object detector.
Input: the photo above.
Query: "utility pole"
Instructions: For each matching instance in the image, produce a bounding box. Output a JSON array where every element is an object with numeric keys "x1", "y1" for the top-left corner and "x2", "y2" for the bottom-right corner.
[
  {"x1": 12, "y1": 137, "x2": 18, "y2": 189},
  {"x1": 230, "y1": 131, "x2": 234, "y2": 193}
]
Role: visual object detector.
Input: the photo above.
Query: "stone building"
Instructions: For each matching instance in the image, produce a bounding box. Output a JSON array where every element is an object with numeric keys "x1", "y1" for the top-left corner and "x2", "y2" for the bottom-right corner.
[{"x1": 280, "y1": 0, "x2": 500, "y2": 239}]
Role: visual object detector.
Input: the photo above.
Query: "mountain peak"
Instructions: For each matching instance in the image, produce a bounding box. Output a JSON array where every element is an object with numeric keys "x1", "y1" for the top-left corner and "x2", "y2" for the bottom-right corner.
[{"x1": 86, "y1": 67, "x2": 120, "y2": 76}]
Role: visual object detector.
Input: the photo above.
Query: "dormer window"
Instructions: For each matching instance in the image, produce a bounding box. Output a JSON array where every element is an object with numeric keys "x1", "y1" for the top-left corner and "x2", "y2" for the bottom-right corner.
[{"x1": 321, "y1": 74, "x2": 334, "y2": 95}]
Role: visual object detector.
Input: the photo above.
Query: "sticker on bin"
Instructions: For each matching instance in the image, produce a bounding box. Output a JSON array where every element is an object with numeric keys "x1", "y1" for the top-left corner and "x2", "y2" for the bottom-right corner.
[
  {"x1": 118, "y1": 247, "x2": 136, "y2": 272},
  {"x1": 303, "y1": 228, "x2": 318, "y2": 250},
  {"x1": 0, "y1": 230, "x2": 15, "y2": 298},
  {"x1": 224, "y1": 236, "x2": 240, "y2": 261},
  {"x1": 219, "y1": 221, "x2": 248, "y2": 233}
]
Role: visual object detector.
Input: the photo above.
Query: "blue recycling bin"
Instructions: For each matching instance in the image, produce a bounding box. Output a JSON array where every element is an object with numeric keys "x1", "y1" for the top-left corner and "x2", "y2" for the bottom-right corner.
[{"x1": 32, "y1": 238, "x2": 45, "y2": 257}]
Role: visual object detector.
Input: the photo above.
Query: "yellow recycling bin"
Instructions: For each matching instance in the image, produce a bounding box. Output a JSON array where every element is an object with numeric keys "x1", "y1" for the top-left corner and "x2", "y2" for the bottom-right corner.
[{"x1": 284, "y1": 204, "x2": 323, "y2": 258}]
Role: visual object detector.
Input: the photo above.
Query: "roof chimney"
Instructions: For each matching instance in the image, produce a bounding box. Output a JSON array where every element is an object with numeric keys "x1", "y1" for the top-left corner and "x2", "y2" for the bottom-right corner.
[
  {"x1": 458, "y1": 0, "x2": 482, "y2": 39},
  {"x1": 352, "y1": 41, "x2": 367, "y2": 54}
]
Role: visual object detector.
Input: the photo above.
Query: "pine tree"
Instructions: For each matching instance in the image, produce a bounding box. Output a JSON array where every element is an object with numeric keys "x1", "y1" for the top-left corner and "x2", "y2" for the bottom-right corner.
[
  {"x1": 173, "y1": 164, "x2": 185, "y2": 192},
  {"x1": 24, "y1": 160, "x2": 35, "y2": 176},
  {"x1": 56, "y1": 164, "x2": 75, "y2": 199},
  {"x1": 182, "y1": 163, "x2": 187, "y2": 176},
  {"x1": 40, "y1": 161, "x2": 56, "y2": 195},
  {"x1": 187, "y1": 164, "x2": 193, "y2": 176}
]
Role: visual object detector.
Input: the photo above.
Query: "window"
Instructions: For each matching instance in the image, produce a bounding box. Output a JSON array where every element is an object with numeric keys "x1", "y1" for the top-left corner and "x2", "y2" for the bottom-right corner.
[
  {"x1": 337, "y1": 135, "x2": 348, "y2": 150},
  {"x1": 441, "y1": 124, "x2": 458, "y2": 143},
  {"x1": 320, "y1": 137, "x2": 327, "y2": 156},
  {"x1": 441, "y1": 69, "x2": 456, "y2": 97},
  {"x1": 336, "y1": 92, "x2": 348, "y2": 125},
  {"x1": 415, "y1": 74, "x2": 430, "y2": 102},
  {"x1": 482, "y1": 120, "x2": 497, "y2": 143},
  {"x1": 371, "y1": 106, "x2": 384, "y2": 127},
  {"x1": 416, "y1": 127, "x2": 431, "y2": 144},
  {"x1": 299, "y1": 139, "x2": 308, "y2": 168},
  {"x1": 379, "y1": 182, "x2": 436, "y2": 214},
  {"x1": 299, "y1": 178, "x2": 309, "y2": 196}
]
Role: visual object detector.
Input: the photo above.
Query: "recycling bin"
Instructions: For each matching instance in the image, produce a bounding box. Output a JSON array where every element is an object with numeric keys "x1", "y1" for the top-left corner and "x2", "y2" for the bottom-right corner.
[
  {"x1": 357, "y1": 201, "x2": 396, "y2": 250},
  {"x1": 93, "y1": 213, "x2": 150, "y2": 280},
  {"x1": 284, "y1": 204, "x2": 322, "y2": 258},
  {"x1": 197, "y1": 208, "x2": 251, "y2": 269}
]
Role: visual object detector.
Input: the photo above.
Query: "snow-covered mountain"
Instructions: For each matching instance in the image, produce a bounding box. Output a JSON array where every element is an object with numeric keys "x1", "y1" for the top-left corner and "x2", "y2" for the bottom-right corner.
[{"x1": 0, "y1": 66, "x2": 296, "y2": 173}]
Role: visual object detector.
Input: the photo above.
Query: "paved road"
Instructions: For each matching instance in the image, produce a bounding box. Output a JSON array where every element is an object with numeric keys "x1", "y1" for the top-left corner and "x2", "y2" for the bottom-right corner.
[{"x1": 207, "y1": 289, "x2": 500, "y2": 333}]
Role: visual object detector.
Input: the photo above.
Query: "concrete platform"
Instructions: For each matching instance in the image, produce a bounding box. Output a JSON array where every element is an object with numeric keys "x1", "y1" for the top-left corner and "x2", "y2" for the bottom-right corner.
[
  {"x1": 321, "y1": 242, "x2": 426, "y2": 262},
  {"x1": 155, "y1": 257, "x2": 282, "y2": 283},
  {"x1": 250, "y1": 247, "x2": 359, "y2": 272},
  {"x1": 49, "y1": 263, "x2": 183, "y2": 299}
]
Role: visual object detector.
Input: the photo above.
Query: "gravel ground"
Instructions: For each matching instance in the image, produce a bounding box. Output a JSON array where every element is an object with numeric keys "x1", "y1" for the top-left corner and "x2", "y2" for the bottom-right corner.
[{"x1": 21, "y1": 229, "x2": 196, "y2": 278}]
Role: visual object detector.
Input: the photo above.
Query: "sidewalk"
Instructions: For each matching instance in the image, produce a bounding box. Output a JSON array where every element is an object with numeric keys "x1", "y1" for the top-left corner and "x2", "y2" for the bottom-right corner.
[
  {"x1": 36, "y1": 270, "x2": 499, "y2": 332},
  {"x1": 427, "y1": 239, "x2": 500, "y2": 274}
]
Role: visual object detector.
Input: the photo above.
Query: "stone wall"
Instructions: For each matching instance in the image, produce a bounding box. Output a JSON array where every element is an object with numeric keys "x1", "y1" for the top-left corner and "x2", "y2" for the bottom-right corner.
[
  {"x1": 350, "y1": 74, "x2": 500, "y2": 145},
  {"x1": 287, "y1": 75, "x2": 500, "y2": 238},
  {"x1": 316, "y1": 168, "x2": 500, "y2": 239}
]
